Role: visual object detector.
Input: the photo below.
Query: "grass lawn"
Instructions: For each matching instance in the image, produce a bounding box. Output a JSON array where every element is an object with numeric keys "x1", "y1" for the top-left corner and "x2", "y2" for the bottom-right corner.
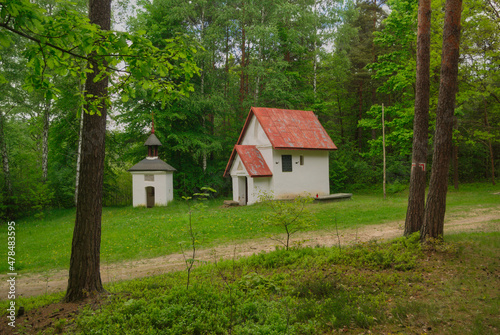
[{"x1": 1, "y1": 183, "x2": 498, "y2": 274}]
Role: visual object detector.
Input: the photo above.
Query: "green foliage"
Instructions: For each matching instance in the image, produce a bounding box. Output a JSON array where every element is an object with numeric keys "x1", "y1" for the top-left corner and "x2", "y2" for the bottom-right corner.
[
  {"x1": 1, "y1": 0, "x2": 200, "y2": 109},
  {"x1": 243, "y1": 233, "x2": 421, "y2": 272},
  {"x1": 330, "y1": 233, "x2": 422, "y2": 271},
  {"x1": 29, "y1": 182, "x2": 55, "y2": 220},
  {"x1": 329, "y1": 142, "x2": 380, "y2": 192},
  {"x1": 74, "y1": 241, "x2": 401, "y2": 334},
  {"x1": 69, "y1": 232, "x2": 456, "y2": 334}
]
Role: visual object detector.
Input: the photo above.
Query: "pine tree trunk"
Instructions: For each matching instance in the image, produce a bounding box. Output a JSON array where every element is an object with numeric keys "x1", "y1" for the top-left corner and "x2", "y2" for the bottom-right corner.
[
  {"x1": 65, "y1": 0, "x2": 110, "y2": 302},
  {"x1": 405, "y1": 0, "x2": 432, "y2": 236},
  {"x1": 421, "y1": 0, "x2": 462, "y2": 241}
]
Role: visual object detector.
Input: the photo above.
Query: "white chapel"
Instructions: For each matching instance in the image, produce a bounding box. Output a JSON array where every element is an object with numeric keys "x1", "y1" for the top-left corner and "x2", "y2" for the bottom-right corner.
[
  {"x1": 128, "y1": 128, "x2": 176, "y2": 207},
  {"x1": 224, "y1": 107, "x2": 337, "y2": 205}
]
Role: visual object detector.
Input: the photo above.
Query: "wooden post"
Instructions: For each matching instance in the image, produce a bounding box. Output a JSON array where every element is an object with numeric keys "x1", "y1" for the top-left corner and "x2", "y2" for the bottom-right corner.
[{"x1": 382, "y1": 104, "x2": 386, "y2": 199}]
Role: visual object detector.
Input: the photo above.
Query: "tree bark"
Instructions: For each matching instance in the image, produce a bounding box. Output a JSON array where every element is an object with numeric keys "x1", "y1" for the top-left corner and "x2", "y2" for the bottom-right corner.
[
  {"x1": 452, "y1": 115, "x2": 459, "y2": 190},
  {"x1": 0, "y1": 109, "x2": 12, "y2": 198},
  {"x1": 484, "y1": 98, "x2": 496, "y2": 185},
  {"x1": 75, "y1": 92, "x2": 84, "y2": 206},
  {"x1": 421, "y1": 0, "x2": 462, "y2": 241},
  {"x1": 65, "y1": 0, "x2": 110, "y2": 302},
  {"x1": 405, "y1": 0, "x2": 432, "y2": 236},
  {"x1": 239, "y1": 3, "x2": 246, "y2": 120},
  {"x1": 42, "y1": 100, "x2": 50, "y2": 183},
  {"x1": 357, "y1": 82, "x2": 363, "y2": 150},
  {"x1": 337, "y1": 95, "x2": 344, "y2": 139}
]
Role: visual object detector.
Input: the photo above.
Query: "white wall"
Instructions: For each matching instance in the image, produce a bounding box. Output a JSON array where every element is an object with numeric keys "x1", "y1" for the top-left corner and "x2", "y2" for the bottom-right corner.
[
  {"x1": 241, "y1": 115, "x2": 271, "y2": 147},
  {"x1": 131, "y1": 171, "x2": 174, "y2": 207},
  {"x1": 271, "y1": 149, "x2": 330, "y2": 199},
  {"x1": 250, "y1": 177, "x2": 272, "y2": 204}
]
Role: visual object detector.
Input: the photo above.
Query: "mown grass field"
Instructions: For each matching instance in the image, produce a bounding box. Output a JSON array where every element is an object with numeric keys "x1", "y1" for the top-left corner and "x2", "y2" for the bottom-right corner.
[{"x1": 0, "y1": 183, "x2": 498, "y2": 274}]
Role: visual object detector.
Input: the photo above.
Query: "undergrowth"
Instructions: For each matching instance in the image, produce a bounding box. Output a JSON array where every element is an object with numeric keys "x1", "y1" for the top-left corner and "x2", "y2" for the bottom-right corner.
[
  {"x1": 74, "y1": 234, "x2": 428, "y2": 334},
  {"x1": 4, "y1": 232, "x2": 499, "y2": 334}
]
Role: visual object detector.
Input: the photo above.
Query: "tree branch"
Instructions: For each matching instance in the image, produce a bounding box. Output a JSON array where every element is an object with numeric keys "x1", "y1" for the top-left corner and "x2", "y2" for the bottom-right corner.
[{"x1": 0, "y1": 22, "x2": 89, "y2": 62}]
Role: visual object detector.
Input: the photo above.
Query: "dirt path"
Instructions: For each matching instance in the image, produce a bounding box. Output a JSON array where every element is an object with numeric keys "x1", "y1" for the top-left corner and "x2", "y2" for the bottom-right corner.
[{"x1": 2, "y1": 209, "x2": 498, "y2": 298}]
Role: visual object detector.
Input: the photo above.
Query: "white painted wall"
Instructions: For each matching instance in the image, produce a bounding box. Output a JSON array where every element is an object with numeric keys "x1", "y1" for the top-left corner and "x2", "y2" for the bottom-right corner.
[
  {"x1": 131, "y1": 171, "x2": 174, "y2": 207},
  {"x1": 271, "y1": 149, "x2": 330, "y2": 199},
  {"x1": 250, "y1": 177, "x2": 272, "y2": 204},
  {"x1": 241, "y1": 115, "x2": 271, "y2": 147}
]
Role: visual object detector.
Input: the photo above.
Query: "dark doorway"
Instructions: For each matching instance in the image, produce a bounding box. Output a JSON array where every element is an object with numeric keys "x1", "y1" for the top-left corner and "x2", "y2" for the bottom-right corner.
[{"x1": 146, "y1": 186, "x2": 155, "y2": 208}]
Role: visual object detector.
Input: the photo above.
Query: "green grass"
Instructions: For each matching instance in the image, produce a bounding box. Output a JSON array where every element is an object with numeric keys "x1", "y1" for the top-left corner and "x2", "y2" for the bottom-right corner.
[
  {"x1": 0, "y1": 182, "x2": 498, "y2": 274},
  {"x1": 4, "y1": 231, "x2": 499, "y2": 334}
]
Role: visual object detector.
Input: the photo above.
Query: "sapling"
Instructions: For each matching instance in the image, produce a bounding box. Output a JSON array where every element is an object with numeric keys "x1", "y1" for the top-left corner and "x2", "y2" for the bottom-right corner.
[
  {"x1": 179, "y1": 187, "x2": 216, "y2": 289},
  {"x1": 259, "y1": 192, "x2": 315, "y2": 250}
]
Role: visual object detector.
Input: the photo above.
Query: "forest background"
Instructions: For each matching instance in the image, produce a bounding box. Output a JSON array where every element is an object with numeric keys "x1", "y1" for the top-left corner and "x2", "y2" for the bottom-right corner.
[{"x1": 0, "y1": 0, "x2": 498, "y2": 220}]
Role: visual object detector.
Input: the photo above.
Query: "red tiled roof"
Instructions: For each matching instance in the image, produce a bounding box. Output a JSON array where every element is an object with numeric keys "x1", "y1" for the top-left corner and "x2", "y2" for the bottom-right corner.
[
  {"x1": 233, "y1": 145, "x2": 272, "y2": 177},
  {"x1": 238, "y1": 107, "x2": 337, "y2": 150},
  {"x1": 224, "y1": 107, "x2": 336, "y2": 177}
]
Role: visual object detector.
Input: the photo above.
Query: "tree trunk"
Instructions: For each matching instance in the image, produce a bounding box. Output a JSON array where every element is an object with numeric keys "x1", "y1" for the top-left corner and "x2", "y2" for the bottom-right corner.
[
  {"x1": 357, "y1": 82, "x2": 363, "y2": 150},
  {"x1": 255, "y1": 7, "x2": 264, "y2": 105},
  {"x1": 313, "y1": 1, "x2": 318, "y2": 100},
  {"x1": 382, "y1": 104, "x2": 386, "y2": 199},
  {"x1": 65, "y1": 0, "x2": 110, "y2": 302},
  {"x1": 0, "y1": 109, "x2": 12, "y2": 198},
  {"x1": 42, "y1": 100, "x2": 50, "y2": 183},
  {"x1": 0, "y1": 109, "x2": 13, "y2": 220},
  {"x1": 453, "y1": 116, "x2": 459, "y2": 190},
  {"x1": 371, "y1": 0, "x2": 378, "y2": 141},
  {"x1": 421, "y1": 0, "x2": 462, "y2": 241},
  {"x1": 239, "y1": 4, "x2": 246, "y2": 120},
  {"x1": 484, "y1": 98, "x2": 496, "y2": 185},
  {"x1": 75, "y1": 92, "x2": 84, "y2": 206},
  {"x1": 405, "y1": 0, "x2": 432, "y2": 236},
  {"x1": 337, "y1": 95, "x2": 344, "y2": 139}
]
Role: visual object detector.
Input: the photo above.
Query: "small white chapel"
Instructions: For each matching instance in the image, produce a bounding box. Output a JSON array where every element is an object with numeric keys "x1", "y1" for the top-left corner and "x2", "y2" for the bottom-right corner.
[{"x1": 128, "y1": 127, "x2": 176, "y2": 207}]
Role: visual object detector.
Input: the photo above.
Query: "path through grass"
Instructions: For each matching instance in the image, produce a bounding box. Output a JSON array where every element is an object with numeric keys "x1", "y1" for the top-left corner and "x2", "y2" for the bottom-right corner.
[{"x1": 1, "y1": 183, "x2": 498, "y2": 274}]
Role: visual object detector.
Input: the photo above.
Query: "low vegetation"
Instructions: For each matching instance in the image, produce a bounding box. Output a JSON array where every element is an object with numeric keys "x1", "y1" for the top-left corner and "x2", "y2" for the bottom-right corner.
[{"x1": 4, "y1": 232, "x2": 499, "y2": 334}]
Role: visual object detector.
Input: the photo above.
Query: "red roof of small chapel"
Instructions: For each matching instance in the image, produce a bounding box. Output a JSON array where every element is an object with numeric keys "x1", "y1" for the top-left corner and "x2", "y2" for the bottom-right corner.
[
  {"x1": 234, "y1": 145, "x2": 272, "y2": 177},
  {"x1": 224, "y1": 107, "x2": 337, "y2": 177}
]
